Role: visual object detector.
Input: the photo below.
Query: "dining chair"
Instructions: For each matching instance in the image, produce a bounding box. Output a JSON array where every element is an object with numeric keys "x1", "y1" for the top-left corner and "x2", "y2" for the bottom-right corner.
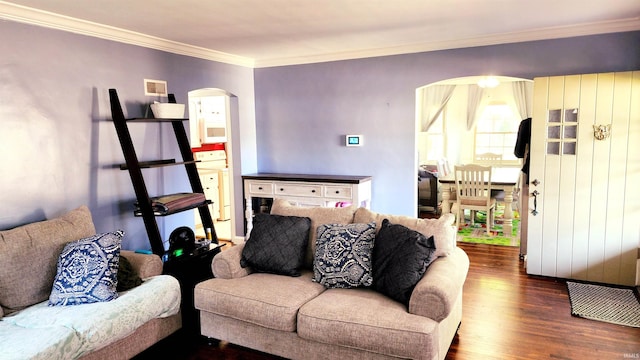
[
  {"x1": 475, "y1": 152, "x2": 503, "y2": 162},
  {"x1": 454, "y1": 164, "x2": 497, "y2": 235}
]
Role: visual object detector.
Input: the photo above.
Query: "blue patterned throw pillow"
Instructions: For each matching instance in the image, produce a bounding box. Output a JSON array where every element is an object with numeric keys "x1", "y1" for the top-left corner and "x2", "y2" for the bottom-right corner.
[
  {"x1": 48, "y1": 230, "x2": 123, "y2": 306},
  {"x1": 313, "y1": 222, "x2": 376, "y2": 288}
]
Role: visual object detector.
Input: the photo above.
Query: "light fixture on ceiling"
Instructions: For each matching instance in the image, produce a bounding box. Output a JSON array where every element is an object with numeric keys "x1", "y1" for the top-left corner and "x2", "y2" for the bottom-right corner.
[{"x1": 477, "y1": 76, "x2": 500, "y2": 88}]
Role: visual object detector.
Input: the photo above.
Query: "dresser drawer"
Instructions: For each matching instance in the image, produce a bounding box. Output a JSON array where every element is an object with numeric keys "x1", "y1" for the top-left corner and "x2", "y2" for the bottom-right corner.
[
  {"x1": 194, "y1": 150, "x2": 226, "y2": 162},
  {"x1": 247, "y1": 181, "x2": 274, "y2": 195},
  {"x1": 274, "y1": 183, "x2": 322, "y2": 197},
  {"x1": 324, "y1": 185, "x2": 353, "y2": 200}
]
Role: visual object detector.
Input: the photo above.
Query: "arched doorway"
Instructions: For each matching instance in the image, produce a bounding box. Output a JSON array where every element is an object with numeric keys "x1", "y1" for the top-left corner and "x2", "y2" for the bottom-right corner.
[
  {"x1": 415, "y1": 75, "x2": 533, "y2": 252},
  {"x1": 188, "y1": 88, "x2": 236, "y2": 243}
]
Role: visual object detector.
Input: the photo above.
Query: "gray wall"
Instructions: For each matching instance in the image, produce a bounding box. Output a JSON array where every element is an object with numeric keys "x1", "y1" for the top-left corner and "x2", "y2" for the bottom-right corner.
[
  {"x1": 254, "y1": 31, "x2": 640, "y2": 216},
  {"x1": 0, "y1": 20, "x2": 256, "y2": 250}
]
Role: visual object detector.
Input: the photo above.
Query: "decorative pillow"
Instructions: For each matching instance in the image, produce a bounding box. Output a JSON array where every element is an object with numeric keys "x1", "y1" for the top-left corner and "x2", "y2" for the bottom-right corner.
[
  {"x1": 117, "y1": 255, "x2": 143, "y2": 292},
  {"x1": 313, "y1": 222, "x2": 376, "y2": 288},
  {"x1": 372, "y1": 219, "x2": 438, "y2": 306},
  {"x1": 354, "y1": 207, "x2": 455, "y2": 257},
  {"x1": 48, "y1": 230, "x2": 123, "y2": 306},
  {"x1": 240, "y1": 213, "x2": 311, "y2": 277},
  {"x1": 270, "y1": 199, "x2": 358, "y2": 269}
]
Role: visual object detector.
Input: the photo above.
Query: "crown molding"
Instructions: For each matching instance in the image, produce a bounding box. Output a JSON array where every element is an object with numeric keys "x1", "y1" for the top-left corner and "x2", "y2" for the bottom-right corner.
[
  {"x1": 1, "y1": 1, "x2": 638, "y2": 69},
  {"x1": 254, "y1": 17, "x2": 640, "y2": 68},
  {"x1": 0, "y1": 1, "x2": 255, "y2": 68}
]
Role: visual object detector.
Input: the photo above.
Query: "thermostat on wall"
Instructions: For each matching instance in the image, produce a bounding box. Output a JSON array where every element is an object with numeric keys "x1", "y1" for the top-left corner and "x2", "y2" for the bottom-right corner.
[{"x1": 345, "y1": 135, "x2": 363, "y2": 147}]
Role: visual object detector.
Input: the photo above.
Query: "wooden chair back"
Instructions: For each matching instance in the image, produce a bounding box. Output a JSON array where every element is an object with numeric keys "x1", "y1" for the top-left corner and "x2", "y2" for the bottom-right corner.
[
  {"x1": 475, "y1": 152, "x2": 502, "y2": 163},
  {"x1": 454, "y1": 164, "x2": 496, "y2": 234},
  {"x1": 454, "y1": 164, "x2": 493, "y2": 205}
]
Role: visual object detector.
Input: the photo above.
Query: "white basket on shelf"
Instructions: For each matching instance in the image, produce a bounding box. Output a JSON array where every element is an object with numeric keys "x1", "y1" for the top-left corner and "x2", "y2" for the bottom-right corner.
[{"x1": 150, "y1": 103, "x2": 185, "y2": 118}]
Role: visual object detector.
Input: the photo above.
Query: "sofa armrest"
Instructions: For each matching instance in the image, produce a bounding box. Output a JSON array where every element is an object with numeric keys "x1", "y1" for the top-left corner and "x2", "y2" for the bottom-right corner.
[
  {"x1": 211, "y1": 243, "x2": 252, "y2": 279},
  {"x1": 408, "y1": 246, "x2": 469, "y2": 322},
  {"x1": 120, "y1": 250, "x2": 163, "y2": 279}
]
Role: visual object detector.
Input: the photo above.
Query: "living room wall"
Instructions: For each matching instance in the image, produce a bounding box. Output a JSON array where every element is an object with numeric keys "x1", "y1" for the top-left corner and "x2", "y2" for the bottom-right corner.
[
  {"x1": 2, "y1": 17, "x2": 639, "y2": 250},
  {"x1": 0, "y1": 20, "x2": 256, "y2": 251},
  {"x1": 254, "y1": 31, "x2": 640, "y2": 216}
]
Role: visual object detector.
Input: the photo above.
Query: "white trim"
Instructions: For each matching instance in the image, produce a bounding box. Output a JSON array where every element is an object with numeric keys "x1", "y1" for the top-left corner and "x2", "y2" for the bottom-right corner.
[
  {"x1": 254, "y1": 18, "x2": 640, "y2": 68},
  {"x1": 1, "y1": 1, "x2": 639, "y2": 69},
  {"x1": 0, "y1": 1, "x2": 255, "y2": 68}
]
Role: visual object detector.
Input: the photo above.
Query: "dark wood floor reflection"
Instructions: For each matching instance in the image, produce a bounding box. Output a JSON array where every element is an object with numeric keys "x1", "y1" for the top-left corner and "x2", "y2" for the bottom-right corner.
[{"x1": 135, "y1": 243, "x2": 640, "y2": 360}]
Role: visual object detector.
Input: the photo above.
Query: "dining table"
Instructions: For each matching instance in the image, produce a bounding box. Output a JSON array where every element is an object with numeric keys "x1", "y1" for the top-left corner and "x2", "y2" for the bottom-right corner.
[{"x1": 438, "y1": 166, "x2": 522, "y2": 238}]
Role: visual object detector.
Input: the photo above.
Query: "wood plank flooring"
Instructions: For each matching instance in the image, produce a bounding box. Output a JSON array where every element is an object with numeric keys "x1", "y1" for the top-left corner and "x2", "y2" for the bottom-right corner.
[{"x1": 135, "y1": 243, "x2": 640, "y2": 360}]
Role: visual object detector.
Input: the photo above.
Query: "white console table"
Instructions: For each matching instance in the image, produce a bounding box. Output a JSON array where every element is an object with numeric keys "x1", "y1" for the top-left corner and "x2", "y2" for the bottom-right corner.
[{"x1": 242, "y1": 173, "x2": 372, "y2": 237}]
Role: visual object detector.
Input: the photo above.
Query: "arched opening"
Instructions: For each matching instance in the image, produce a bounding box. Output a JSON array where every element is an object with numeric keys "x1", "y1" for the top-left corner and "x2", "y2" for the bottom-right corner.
[
  {"x1": 416, "y1": 75, "x2": 533, "y2": 169},
  {"x1": 415, "y1": 75, "x2": 533, "y2": 250},
  {"x1": 187, "y1": 88, "x2": 236, "y2": 243}
]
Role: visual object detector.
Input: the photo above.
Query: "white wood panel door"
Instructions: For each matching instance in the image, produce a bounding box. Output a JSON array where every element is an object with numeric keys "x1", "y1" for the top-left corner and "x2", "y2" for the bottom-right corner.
[{"x1": 527, "y1": 71, "x2": 640, "y2": 286}]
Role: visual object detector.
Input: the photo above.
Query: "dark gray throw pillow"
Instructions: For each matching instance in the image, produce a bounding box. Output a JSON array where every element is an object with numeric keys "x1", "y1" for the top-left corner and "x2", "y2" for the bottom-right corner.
[
  {"x1": 117, "y1": 255, "x2": 143, "y2": 292},
  {"x1": 240, "y1": 213, "x2": 311, "y2": 277},
  {"x1": 372, "y1": 219, "x2": 438, "y2": 306}
]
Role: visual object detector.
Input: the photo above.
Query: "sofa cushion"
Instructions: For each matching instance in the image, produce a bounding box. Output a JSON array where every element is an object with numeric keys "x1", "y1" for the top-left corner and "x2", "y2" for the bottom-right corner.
[
  {"x1": 240, "y1": 213, "x2": 311, "y2": 276},
  {"x1": 270, "y1": 199, "x2": 357, "y2": 268},
  {"x1": 353, "y1": 207, "x2": 455, "y2": 257},
  {"x1": 372, "y1": 219, "x2": 438, "y2": 306},
  {"x1": 0, "y1": 206, "x2": 96, "y2": 315},
  {"x1": 194, "y1": 271, "x2": 325, "y2": 332},
  {"x1": 313, "y1": 222, "x2": 376, "y2": 288},
  {"x1": 0, "y1": 275, "x2": 180, "y2": 360},
  {"x1": 298, "y1": 288, "x2": 438, "y2": 359},
  {"x1": 49, "y1": 230, "x2": 123, "y2": 306}
]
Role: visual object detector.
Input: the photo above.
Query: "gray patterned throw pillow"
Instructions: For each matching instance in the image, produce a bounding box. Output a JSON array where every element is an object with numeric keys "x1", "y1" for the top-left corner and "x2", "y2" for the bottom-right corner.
[{"x1": 313, "y1": 222, "x2": 376, "y2": 288}]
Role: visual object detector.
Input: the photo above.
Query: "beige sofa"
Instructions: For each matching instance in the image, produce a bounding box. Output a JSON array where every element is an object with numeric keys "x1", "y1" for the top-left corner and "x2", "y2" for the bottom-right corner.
[
  {"x1": 0, "y1": 206, "x2": 182, "y2": 360},
  {"x1": 195, "y1": 200, "x2": 469, "y2": 360}
]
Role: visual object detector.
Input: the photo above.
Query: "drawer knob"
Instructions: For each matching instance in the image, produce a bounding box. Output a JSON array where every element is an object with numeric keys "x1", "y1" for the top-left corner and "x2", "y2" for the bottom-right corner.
[
  {"x1": 335, "y1": 190, "x2": 340, "y2": 194},
  {"x1": 280, "y1": 188, "x2": 284, "y2": 191},
  {"x1": 258, "y1": 187, "x2": 263, "y2": 190},
  {"x1": 311, "y1": 189, "x2": 316, "y2": 193}
]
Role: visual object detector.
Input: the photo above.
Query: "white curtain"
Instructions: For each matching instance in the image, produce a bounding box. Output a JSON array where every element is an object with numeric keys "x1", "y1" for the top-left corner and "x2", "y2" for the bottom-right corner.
[
  {"x1": 512, "y1": 81, "x2": 533, "y2": 119},
  {"x1": 418, "y1": 85, "x2": 456, "y2": 132},
  {"x1": 466, "y1": 85, "x2": 485, "y2": 130}
]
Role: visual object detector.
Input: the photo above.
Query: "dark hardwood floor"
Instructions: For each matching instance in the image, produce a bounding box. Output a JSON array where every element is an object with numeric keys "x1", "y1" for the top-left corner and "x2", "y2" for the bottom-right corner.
[{"x1": 135, "y1": 242, "x2": 640, "y2": 360}]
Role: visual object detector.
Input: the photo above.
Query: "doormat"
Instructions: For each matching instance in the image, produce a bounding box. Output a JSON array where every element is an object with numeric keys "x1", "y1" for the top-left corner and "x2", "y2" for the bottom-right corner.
[{"x1": 566, "y1": 281, "x2": 640, "y2": 328}]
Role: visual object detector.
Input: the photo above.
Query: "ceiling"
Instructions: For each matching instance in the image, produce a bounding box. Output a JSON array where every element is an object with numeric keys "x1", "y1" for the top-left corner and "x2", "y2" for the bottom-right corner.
[{"x1": 1, "y1": 0, "x2": 639, "y2": 68}]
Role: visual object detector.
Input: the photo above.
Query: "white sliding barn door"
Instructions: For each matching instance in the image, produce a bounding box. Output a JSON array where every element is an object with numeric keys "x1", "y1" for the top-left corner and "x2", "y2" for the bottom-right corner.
[{"x1": 527, "y1": 71, "x2": 640, "y2": 286}]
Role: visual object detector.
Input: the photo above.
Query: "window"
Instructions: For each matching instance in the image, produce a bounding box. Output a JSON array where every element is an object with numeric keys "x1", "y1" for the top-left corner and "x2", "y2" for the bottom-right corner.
[
  {"x1": 546, "y1": 108, "x2": 578, "y2": 155},
  {"x1": 418, "y1": 111, "x2": 444, "y2": 164},
  {"x1": 475, "y1": 103, "x2": 519, "y2": 162}
]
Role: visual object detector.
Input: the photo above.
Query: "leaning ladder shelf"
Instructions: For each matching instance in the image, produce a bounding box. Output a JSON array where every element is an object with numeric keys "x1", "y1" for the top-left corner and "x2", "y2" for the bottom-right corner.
[{"x1": 109, "y1": 89, "x2": 218, "y2": 256}]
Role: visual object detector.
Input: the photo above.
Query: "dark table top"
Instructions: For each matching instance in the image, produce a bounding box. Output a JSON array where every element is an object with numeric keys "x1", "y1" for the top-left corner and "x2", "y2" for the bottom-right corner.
[{"x1": 242, "y1": 173, "x2": 372, "y2": 184}]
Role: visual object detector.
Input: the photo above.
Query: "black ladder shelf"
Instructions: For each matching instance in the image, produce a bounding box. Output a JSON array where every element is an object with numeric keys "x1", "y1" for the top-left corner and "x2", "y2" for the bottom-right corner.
[{"x1": 109, "y1": 89, "x2": 218, "y2": 256}]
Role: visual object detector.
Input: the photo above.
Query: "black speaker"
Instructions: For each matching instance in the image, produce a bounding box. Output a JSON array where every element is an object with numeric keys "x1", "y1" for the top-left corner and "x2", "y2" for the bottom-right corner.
[{"x1": 168, "y1": 226, "x2": 195, "y2": 257}]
